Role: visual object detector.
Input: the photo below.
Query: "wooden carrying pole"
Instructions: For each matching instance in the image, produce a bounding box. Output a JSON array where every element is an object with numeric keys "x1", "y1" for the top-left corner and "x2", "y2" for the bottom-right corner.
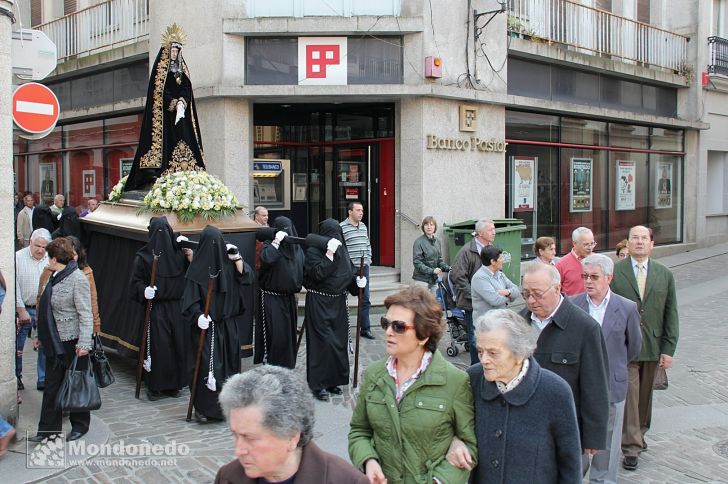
[
  {"x1": 186, "y1": 273, "x2": 216, "y2": 422},
  {"x1": 352, "y1": 255, "x2": 365, "y2": 388},
  {"x1": 135, "y1": 253, "x2": 159, "y2": 399}
]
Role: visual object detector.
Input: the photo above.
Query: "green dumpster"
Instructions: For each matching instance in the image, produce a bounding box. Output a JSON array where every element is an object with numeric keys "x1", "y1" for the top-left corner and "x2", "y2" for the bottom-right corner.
[{"x1": 444, "y1": 218, "x2": 527, "y2": 285}]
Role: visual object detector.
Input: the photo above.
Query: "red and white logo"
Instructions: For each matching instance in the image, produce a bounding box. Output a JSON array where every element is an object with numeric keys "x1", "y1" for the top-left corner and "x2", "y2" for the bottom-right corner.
[
  {"x1": 298, "y1": 37, "x2": 347, "y2": 85},
  {"x1": 12, "y1": 82, "x2": 60, "y2": 135}
]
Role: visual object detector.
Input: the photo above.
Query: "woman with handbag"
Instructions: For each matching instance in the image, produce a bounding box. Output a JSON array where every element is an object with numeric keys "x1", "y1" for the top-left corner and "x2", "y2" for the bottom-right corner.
[{"x1": 30, "y1": 238, "x2": 94, "y2": 443}]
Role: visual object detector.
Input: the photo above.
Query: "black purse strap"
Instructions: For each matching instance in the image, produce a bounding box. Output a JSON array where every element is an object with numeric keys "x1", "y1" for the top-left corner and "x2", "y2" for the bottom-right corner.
[
  {"x1": 69, "y1": 353, "x2": 79, "y2": 371},
  {"x1": 93, "y1": 334, "x2": 105, "y2": 352}
]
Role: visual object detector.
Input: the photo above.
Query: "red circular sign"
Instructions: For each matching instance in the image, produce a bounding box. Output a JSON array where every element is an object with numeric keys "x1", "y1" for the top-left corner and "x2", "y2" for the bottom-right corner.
[{"x1": 12, "y1": 82, "x2": 60, "y2": 134}]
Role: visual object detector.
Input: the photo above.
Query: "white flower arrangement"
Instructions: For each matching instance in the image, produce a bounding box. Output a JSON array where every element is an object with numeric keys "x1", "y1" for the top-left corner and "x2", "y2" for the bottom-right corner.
[
  {"x1": 142, "y1": 171, "x2": 239, "y2": 222},
  {"x1": 108, "y1": 175, "x2": 128, "y2": 203}
]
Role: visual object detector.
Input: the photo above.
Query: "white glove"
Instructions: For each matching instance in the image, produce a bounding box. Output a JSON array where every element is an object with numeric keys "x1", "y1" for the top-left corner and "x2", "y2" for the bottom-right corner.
[
  {"x1": 356, "y1": 276, "x2": 367, "y2": 288},
  {"x1": 143, "y1": 357, "x2": 151, "y2": 372},
  {"x1": 271, "y1": 231, "x2": 286, "y2": 249},
  {"x1": 175, "y1": 101, "x2": 185, "y2": 125},
  {"x1": 176, "y1": 234, "x2": 189, "y2": 243},
  {"x1": 226, "y1": 243, "x2": 240, "y2": 260},
  {"x1": 57, "y1": 213, "x2": 62, "y2": 221},
  {"x1": 206, "y1": 371, "x2": 216, "y2": 392},
  {"x1": 144, "y1": 286, "x2": 157, "y2": 300},
  {"x1": 197, "y1": 314, "x2": 211, "y2": 330},
  {"x1": 327, "y1": 238, "x2": 342, "y2": 253}
]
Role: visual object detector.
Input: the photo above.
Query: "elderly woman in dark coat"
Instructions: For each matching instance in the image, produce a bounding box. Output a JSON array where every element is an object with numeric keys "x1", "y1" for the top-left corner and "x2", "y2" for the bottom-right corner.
[{"x1": 449, "y1": 309, "x2": 582, "y2": 483}]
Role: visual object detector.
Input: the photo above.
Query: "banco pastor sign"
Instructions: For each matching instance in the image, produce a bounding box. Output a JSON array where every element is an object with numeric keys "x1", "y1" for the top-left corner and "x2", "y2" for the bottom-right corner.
[{"x1": 426, "y1": 135, "x2": 507, "y2": 153}]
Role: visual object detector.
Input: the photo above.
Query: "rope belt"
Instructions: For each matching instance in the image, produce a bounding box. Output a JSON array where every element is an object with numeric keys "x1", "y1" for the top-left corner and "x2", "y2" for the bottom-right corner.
[{"x1": 259, "y1": 289, "x2": 295, "y2": 364}]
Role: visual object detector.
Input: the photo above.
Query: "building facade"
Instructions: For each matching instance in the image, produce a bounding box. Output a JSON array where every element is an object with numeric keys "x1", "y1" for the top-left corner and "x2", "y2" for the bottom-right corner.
[{"x1": 12, "y1": 0, "x2": 726, "y2": 282}]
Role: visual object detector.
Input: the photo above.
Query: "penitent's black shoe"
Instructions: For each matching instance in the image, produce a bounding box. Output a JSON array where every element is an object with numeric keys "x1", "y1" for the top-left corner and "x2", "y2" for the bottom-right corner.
[
  {"x1": 147, "y1": 390, "x2": 163, "y2": 401},
  {"x1": 66, "y1": 431, "x2": 86, "y2": 442},
  {"x1": 360, "y1": 329, "x2": 375, "y2": 340},
  {"x1": 312, "y1": 389, "x2": 330, "y2": 402},
  {"x1": 327, "y1": 386, "x2": 343, "y2": 395},
  {"x1": 194, "y1": 410, "x2": 210, "y2": 424},
  {"x1": 28, "y1": 433, "x2": 60, "y2": 443},
  {"x1": 163, "y1": 389, "x2": 181, "y2": 398},
  {"x1": 622, "y1": 455, "x2": 638, "y2": 471}
]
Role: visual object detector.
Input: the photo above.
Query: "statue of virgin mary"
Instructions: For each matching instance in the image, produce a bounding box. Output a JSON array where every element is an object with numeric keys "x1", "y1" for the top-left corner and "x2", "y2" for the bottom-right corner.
[{"x1": 124, "y1": 23, "x2": 206, "y2": 192}]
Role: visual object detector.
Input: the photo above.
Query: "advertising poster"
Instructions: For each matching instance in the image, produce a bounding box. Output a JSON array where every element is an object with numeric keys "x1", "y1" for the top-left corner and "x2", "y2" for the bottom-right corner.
[
  {"x1": 120, "y1": 158, "x2": 134, "y2": 178},
  {"x1": 512, "y1": 156, "x2": 536, "y2": 212},
  {"x1": 615, "y1": 160, "x2": 636, "y2": 211},
  {"x1": 82, "y1": 170, "x2": 96, "y2": 198},
  {"x1": 656, "y1": 161, "x2": 673, "y2": 209},
  {"x1": 39, "y1": 162, "x2": 57, "y2": 203},
  {"x1": 570, "y1": 158, "x2": 593, "y2": 213}
]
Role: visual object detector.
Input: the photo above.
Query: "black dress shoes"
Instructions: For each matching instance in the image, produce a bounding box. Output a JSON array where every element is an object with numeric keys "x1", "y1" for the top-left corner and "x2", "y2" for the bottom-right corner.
[
  {"x1": 622, "y1": 455, "x2": 638, "y2": 471},
  {"x1": 36, "y1": 382, "x2": 45, "y2": 391},
  {"x1": 360, "y1": 329, "x2": 375, "y2": 340},
  {"x1": 28, "y1": 433, "x2": 60, "y2": 443},
  {"x1": 163, "y1": 389, "x2": 181, "y2": 398},
  {"x1": 312, "y1": 389, "x2": 330, "y2": 401},
  {"x1": 327, "y1": 386, "x2": 343, "y2": 395},
  {"x1": 147, "y1": 390, "x2": 163, "y2": 401},
  {"x1": 66, "y1": 431, "x2": 86, "y2": 442},
  {"x1": 194, "y1": 410, "x2": 210, "y2": 423}
]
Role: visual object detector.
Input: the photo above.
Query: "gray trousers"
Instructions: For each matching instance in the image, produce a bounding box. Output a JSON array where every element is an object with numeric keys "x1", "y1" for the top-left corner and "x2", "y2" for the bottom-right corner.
[{"x1": 586, "y1": 399, "x2": 626, "y2": 484}]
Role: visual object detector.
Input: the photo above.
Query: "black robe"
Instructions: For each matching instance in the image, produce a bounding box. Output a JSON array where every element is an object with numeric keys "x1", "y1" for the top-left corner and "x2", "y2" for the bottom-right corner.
[
  {"x1": 52, "y1": 207, "x2": 81, "y2": 239},
  {"x1": 32, "y1": 205, "x2": 57, "y2": 233},
  {"x1": 130, "y1": 217, "x2": 189, "y2": 392},
  {"x1": 254, "y1": 217, "x2": 304, "y2": 368},
  {"x1": 181, "y1": 226, "x2": 248, "y2": 420},
  {"x1": 303, "y1": 219, "x2": 357, "y2": 391},
  {"x1": 124, "y1": 45, "x2": 205, "y2": 192}
]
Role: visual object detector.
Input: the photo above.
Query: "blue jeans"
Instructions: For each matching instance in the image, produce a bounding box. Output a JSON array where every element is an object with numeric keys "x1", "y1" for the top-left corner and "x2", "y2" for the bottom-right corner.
[
  {"x1": 16, "y1": 307, "x2": 45, "y2": 384},
  {"x1": 464, "y1": 309, "x2": 478, "y2": 365},
  {"x1": 359, "y1": 264, "x2": 371, "y2": 331},
  {"x1": 0, "y1": 417, "x2": 13, "y2": 438}
]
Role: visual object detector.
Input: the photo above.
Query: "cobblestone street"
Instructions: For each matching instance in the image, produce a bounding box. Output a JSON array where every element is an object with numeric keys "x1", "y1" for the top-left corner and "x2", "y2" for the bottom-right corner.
[{"x1": 5, "y1": 244, "x2": 728, "y2": 483}]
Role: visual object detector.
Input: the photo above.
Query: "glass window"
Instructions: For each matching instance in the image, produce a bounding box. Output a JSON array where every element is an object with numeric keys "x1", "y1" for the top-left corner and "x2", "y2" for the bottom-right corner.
[
  {"x1": 650, "y1": 127, "x2": 683, "y2": 151},
  {"x1": 348, "y1": 37, "x2": 402, "y2": 84},
  {"x1": 608, "y1": 123, "x2": 649, "y2": 149},
  {"x1": 649, "y1": 154, "x2": 682, "y2": 244},
  {"x1": 508, "y1": 58, "x2": 551, "y2": 99},
  {"x1": 552, "y1": 67, "x2": 599, "y2": 105},
  {"x1": 246, "y1": 38, "x2": 299, "y2": 85},
  {"x1": 71, "y1": 71, "x2": 115, "y2": 109},
  {"x1": 707, "y1": 151, "x2": 728, "y2": 214},
  {"x1": 505, "y1": 111, "x2": 559, "y2": 142},
  {"x1": 64, "y1": 120, "x2": 103, "y2": 149},
  {"x1": 113, "y1": 62, "x2": 148, "y2": 101},
  {"x1": 561, "y1": 118, "x2": 607, "y2": 145},
  {"x1": 607, "y1": 152, "x2": 649, "y2": 248}
]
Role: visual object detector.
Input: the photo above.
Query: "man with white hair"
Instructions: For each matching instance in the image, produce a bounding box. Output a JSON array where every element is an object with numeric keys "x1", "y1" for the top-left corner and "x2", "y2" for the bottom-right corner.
[
  {"x1": 572, "y1": 254, "x2": 642, "y2": 483},
  {"x1": 451, "y1": 218, "x2": 496, "y2": 364},
  {"x1": 50, "y1": 193, "x2": 65, "y2": 218},
  {"x1": 556, "y1": 226, "x2": 596, "y2": 296},
  {"x1": 15, "y1": 228, "x2": 52, "y2": 391},
  {"x1": 520, "y1": 263, "x2": 610, "y2": 464}
]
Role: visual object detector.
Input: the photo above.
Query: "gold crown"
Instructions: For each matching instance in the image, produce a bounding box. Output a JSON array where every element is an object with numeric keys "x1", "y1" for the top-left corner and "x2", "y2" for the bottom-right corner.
[{"x1": 161, "y1": 23, "x2": 187, "y2": 48}]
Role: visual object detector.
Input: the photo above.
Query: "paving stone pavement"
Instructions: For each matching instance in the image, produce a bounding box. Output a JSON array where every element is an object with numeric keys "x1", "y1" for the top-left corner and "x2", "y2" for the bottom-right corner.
[{"x1": 5, "y1": 243, "x2": 728, "y2": 483}]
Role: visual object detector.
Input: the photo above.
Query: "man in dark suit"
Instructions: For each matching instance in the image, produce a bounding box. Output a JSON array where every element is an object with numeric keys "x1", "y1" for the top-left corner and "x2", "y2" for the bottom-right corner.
[
  {"x1": 610, "y1": 225, "x2": 679, "y2": 471},
  {"x1": 572, "y1": 254, "x2": 642, "y2": 484},
  {"x1": 520, "y1": 263, "x2": 610, "y2": 459}
]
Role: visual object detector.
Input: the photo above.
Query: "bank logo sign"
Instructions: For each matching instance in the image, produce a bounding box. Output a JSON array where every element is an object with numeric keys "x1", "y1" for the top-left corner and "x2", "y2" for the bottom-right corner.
[{"x1": 298, "y1": 37, "x2": 347, "y2": 85}]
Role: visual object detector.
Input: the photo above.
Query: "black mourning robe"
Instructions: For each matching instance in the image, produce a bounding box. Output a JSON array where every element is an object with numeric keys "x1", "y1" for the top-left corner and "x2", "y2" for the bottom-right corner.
[
  {"x1": 254, "y1": 217, "x2": 304, "y2": 368},
  {"x1": 130, "y1": 217, "x2": 189, "y2": 392},
  {"x1": 124, "y1": 45, "x2": 205, "y2": 192},
  {"x1": 181, "y1": 226, "x2": 248, "y2": 420},
  {"x1": 52, "y1": 207, "x2": 81, "y2": 240},
  {"x1": 303, "y1": 219, "x2": 357, "y2": 391},
  {"x1": 32, "y1": 205, "x2": 58, "y2": 234}
]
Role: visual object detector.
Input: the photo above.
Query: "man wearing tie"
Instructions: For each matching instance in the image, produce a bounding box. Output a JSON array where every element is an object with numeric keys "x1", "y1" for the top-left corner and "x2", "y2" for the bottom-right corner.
[{"x1": 610, "y1": 225, "x2": 679, "y2": 471}]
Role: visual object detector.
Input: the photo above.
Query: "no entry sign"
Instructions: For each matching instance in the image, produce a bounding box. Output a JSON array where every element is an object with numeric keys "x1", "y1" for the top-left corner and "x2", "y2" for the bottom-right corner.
[{"x1": 12, "y1": 82, "x2": 60, "y2": 135}]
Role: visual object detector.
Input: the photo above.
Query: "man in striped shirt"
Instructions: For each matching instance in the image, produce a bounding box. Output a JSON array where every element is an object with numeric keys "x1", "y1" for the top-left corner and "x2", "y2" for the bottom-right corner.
[
  {"x1": 15, "y1": 228, "x2": 52, "y2": 391},
  {"x1": 340, "y1": 202, "x2": 374, "y2": 339}
]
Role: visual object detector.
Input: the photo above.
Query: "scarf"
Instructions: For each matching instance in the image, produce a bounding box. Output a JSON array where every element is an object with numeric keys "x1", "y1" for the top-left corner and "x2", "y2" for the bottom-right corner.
[{"x1": 37, "y1": 260, "x2": 79, "y2": 368}]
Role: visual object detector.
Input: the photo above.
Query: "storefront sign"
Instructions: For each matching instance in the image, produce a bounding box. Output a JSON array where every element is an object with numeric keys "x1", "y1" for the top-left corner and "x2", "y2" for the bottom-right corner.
[
  {"x1": 426, "y1": 135, "x2": 507, "y2": 152},
  {"x1": 120, "y1": 158, "x2": 134, "y2": 178},
  {"x1": 570, "y1": 158, "x2": 593, "y2": 213},
  {"x1": 459, "y1": 105, "x2": 478, "y2": 132},
  {"x1": 615, "y1": 160, "x2": 635, "y2": 211},
  {"x1": 512, "y1": 156, "x2": 536, "y2": 212},
  {"x1": 82, "y1": 170, "x2": 97, "y2": 198},
  {"x1": 298, "y1": 37, "x2": 347, "y2": 85},
  {"x1": 656, "y1": 161, "x2": 673, "y2": 209},
  {"x1": 253, "y1": 161, "x2": 282, "y2": 172}
]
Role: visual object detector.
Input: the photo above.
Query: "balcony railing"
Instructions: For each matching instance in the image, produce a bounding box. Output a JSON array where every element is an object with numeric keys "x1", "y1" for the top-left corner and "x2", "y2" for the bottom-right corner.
[
  {"x1": 37, "y1": 0, "x2": 149, "y2": 60},
  {"x1": 508, "y1": 0, "x2": 689, "y2": 72},
  {"x1": 708, "y1": 36, "x2": 728, "y2": 76}
]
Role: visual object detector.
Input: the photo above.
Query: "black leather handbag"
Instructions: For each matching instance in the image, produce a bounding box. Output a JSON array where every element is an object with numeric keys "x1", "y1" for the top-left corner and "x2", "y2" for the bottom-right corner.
[
  {"x1": 90, "y1": 334, "x2": 115, "y2": 388},
  {"x1": 57, "y1": 354, "x2": 102, "y2": 412}
]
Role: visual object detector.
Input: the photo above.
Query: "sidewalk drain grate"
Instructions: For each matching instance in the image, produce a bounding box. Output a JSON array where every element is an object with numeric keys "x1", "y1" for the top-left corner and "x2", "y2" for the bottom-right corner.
[{"x1": 713, "y1": 440, "x2": 728, "y2": 458}]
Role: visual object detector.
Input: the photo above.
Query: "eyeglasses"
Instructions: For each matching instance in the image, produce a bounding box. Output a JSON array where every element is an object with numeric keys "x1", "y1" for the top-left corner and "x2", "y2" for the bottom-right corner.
[
  {"x1": 521, "y1": 284, "x2": 555, "y2": 301},
  {"x1": 580, "y1": 242, "x2": 597, "y2": 248},
  {"x1": 581, "y1": 273, "x2": 603, "y2": 281},
  {"x1": 380, "y1": 317, "x2": 416, "y2": 334}
]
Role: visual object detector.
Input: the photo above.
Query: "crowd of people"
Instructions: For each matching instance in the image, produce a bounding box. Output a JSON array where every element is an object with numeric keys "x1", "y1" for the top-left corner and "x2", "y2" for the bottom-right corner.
[{"x1": 7, "y1": 193, "x2": 679, "y2": 483}]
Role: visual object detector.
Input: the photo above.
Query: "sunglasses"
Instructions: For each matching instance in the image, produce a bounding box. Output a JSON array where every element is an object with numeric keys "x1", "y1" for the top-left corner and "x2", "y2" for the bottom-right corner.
[
  {"x1": 581, "y1": 273, "x2": 603, "y2": 281},
  {"x1": 380, "y1": 317, "x2": 416, "y2": 334}
]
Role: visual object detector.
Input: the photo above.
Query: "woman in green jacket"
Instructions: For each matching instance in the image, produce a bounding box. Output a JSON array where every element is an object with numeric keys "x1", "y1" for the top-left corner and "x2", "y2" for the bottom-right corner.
[
  {"x1": 412, "y1": 216, "x2": 450, "y2": 298},
  {"x1": 348, "y1": 287, "x2": 477, "y2": 484}
]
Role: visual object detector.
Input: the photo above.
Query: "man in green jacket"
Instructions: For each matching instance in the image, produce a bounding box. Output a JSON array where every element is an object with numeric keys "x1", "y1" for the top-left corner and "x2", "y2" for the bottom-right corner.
[{"x1": 610, "y1": 225, "x2": 679, "y2": 472}]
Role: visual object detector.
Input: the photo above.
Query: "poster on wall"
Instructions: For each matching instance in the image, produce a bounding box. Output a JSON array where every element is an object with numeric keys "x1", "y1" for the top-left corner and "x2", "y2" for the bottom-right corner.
[
  {"x1": 82, "y1": 170, "x2": 96, "y2": 198},
  {"x1": 570, "y1": 158, "x2": 593, "y2": 213},
  {"x1": 511, "y1": 156, "x2": 536, "y2": 212},
  {"x1": 656, "y1": 161, "x2": 673, "y2": 209},
  {"x1": 39, "y1": 163, "x2": 57, "y2": 203},
  {"x1": 120, "y1": 158, "x2": 134, "y2": 178},
  {"x1": 615, "y1": 160, "x2": 636, "y2": 211}
]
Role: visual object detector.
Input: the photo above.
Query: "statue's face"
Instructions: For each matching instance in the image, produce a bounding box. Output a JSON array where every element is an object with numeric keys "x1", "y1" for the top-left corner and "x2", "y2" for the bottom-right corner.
[{"x1": 170, "y1": 46, "x2": 179, "y2": 61}]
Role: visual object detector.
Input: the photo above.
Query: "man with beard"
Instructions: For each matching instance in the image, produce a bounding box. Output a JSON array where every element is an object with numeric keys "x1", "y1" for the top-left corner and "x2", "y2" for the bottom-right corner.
[
  {"x1": 304, "y1": 219, "x2": 367, "y2": 401},
  {"x1": 182, "y1": 226, "x2": 249, "y2": 422},
  {"x1": 130, "y1": 217, "x2": 192, "y2": 401},
  {"x1": 254, "y1": 216, "x2": 304, "y2": 368}
]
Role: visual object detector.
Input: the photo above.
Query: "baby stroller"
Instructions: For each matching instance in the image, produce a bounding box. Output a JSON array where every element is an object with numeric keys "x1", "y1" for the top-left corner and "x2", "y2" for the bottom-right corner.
[{"x1": 437, "y1": 273, "x2": 469, "y2": 358}]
